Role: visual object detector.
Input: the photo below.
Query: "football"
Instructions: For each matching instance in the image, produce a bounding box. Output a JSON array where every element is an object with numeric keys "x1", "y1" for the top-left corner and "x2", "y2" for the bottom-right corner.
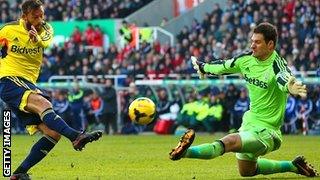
[{"x1": 128, "y1": 97, "x2": 156, "y2": 125}]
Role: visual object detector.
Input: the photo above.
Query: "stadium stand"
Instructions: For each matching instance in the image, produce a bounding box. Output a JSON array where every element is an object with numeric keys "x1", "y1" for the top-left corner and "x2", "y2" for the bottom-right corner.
[
  {"x1": 0, "y1": 0, "x2": 154, "y2": 22},
  {"x1": 28, "y1": 0, "x2": 319, "y2": 80}
]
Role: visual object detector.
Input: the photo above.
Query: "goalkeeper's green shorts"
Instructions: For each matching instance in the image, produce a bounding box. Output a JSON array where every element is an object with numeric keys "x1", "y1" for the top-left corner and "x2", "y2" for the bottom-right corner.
[{"x1": 236, "y1": 123, "x2": 282, "y2": 162}]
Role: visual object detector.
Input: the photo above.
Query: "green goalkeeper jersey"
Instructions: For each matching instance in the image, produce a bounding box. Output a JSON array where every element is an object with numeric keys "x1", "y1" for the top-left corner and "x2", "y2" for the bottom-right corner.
[{"x1": 203, "y1": 50, "x2": 292, "y2": 131}]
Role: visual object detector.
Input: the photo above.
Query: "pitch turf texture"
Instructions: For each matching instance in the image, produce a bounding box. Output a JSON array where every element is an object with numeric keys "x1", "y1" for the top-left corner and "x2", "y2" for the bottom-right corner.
[{"x1": 3, "y1": 134, "x2": 320, "y2": 179}]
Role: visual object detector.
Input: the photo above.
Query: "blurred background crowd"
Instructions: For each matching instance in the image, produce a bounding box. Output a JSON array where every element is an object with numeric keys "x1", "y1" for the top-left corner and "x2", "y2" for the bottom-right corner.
[
  {"x1": 0, "y1": 0, "x2": 319, "y2": 135},
  {"x1": 0, "y1": 0, "x2": 154, "y2": 21}
]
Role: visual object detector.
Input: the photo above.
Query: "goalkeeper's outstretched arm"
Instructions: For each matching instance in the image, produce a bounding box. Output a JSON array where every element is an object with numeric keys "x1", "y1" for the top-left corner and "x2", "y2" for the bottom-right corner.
[{"x1": 191, "y1": 56, "x2": 241, "y2": 79}]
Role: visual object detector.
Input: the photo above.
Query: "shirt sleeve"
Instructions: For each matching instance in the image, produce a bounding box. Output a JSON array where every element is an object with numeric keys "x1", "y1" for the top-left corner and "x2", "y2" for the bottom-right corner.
[
  {"x1": 202, "y1": 51, "x2": 252, "y2": 75},
  {"x1": 272, "y1": 56, "x2": 293, "y2": 93},
  {"x1": 203, "y1": 58, "x2": 240, "y2": 75},
  {"x1": 36, "y1": 22, "x2": 54, "y2": 48}
]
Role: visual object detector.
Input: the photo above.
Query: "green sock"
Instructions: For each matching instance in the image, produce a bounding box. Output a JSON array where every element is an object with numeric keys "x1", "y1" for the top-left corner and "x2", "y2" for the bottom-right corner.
[
  {"x1": 184, "y1": 141, "x2": 224, "y2": 159},
  {"x1": 257, "y1": 158, "x2": 298, "y2": 175}
]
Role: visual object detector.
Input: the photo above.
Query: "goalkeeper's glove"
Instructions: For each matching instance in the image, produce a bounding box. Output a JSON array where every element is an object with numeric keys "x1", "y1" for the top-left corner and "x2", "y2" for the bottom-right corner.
[
  {"x1": 287, "y1": 76, "x2": 307, "y2": 98},
  {"x1": 191, "y1": 56, "x2": 206, "y2": 79}
]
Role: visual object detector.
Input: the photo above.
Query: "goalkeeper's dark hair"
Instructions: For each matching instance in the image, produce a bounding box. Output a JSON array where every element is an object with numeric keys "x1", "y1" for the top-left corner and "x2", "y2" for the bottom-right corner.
[
  {"x1": 21, "y1": 0, "x2": 43, "y2": 14},
  {"x1": 253, "y1": 22, "x2": 278, "y2": 47}
]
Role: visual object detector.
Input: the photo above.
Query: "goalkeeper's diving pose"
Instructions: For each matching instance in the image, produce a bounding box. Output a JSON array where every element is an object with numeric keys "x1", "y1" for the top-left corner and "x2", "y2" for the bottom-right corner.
[
  {"x1": 0, "y1": 1, "x2": 102, "y2": 179},
  {"x1": 169, "y1": 22, "x2": 318, "y2": 177}
]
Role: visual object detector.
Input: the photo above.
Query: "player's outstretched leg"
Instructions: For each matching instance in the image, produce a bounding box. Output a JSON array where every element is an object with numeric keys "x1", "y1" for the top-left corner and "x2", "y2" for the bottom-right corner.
[
  {"x1": 292, "y1": 155, "x2": 319, "y2": 177},
  {"x1": 39, "y1": 108, "x2": 102, "y2": 150},
  {"x1": 169, "y1": 129, "x2": 195, "y2": 160},
  {"x1": 170, "y1": 129, "x2": 227, "y2": 160},
  {"x1": 73, "y1": 130, "x2": 103, "y2": 151}
]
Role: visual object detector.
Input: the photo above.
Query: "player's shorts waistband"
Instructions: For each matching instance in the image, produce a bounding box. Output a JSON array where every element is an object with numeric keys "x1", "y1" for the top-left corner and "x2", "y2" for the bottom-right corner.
[
  {"x1": 1, "y1": 76, "x2": 32, "y2": 82},
  {"x1": 0, "y1": 76, "x2": 35, "y2": 88}
]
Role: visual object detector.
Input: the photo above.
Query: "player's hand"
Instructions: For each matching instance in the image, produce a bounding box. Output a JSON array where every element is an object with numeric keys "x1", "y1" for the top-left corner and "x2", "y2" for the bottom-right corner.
[
  {"x1": 287, "y1": 77, "x2": 307, "y2": 98},
  {"x1": 29, "y1": 25, "x2": 39, "y2": 43},
  {"x1": 191, "y1": 56, "x2": 205, "y2": 79}
]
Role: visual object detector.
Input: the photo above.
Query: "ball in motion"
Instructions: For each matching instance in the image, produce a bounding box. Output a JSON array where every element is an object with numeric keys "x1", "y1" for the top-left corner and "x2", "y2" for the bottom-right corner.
[{"x1": 128, "y1": 97, "x2": 156, "y2": 125}]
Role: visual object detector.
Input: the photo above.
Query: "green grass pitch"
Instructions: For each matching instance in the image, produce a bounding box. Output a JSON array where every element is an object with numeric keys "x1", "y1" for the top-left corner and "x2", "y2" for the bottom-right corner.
[{"x1": 3, "y1": 134, "x2": 320, "y2": 179}]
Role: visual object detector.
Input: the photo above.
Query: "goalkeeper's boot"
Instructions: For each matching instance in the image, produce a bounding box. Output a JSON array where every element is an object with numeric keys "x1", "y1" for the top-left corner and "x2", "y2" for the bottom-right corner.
[
  {"x1": 73, "y1": 130, "x2": 103, "y2": 151},
  {"x1": 169, "y1": 129, "x2": 195, "y2": 160},
  {"x1": 10, "y1": 173, "x2": 31, "y2": 180},
  {"x1": 292, "y1": 155, "x2": 319, "y2": 177}
]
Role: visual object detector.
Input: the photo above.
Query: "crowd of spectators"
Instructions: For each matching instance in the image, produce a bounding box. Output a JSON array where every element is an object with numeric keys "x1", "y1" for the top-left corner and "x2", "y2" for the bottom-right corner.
[
  {"x1": 33, "y1": 0, "x2": 319, "y2": 83},
  {"x1": 0, "y1": 0, "x2": 153, "y2": 23},
  {"x1": 174, "y1": 0, "x2": 320, "y2": 74},
  {"x1": 1, "y1": 1, "x2": 318, "y2": 80}
]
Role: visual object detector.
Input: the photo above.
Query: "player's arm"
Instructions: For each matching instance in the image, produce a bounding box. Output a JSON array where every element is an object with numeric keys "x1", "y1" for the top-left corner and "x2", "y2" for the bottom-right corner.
[
  {"x1": 37, "y1": 22, "x2": 54, "y2": 48},
  {"x1": 191, "y1": 54, "x2": 244, "y2": 79},
  {"x1": 273, "y1": 57, "x2": 307, "y2": 97},
  {"x1": 29, "y1": 22, "x2": 53, "y2": 48}
]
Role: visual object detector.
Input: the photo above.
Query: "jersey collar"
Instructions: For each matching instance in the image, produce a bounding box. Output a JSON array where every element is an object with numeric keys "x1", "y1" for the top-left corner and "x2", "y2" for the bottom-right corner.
[{"x1": 255, "y1": 50, "x2": 277, "y2": 65}]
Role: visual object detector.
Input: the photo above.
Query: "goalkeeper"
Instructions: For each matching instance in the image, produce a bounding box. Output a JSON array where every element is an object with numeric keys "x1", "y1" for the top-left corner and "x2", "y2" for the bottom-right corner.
[{"x1": 169, "y1": 22, "x2": 318, "y2": 177}]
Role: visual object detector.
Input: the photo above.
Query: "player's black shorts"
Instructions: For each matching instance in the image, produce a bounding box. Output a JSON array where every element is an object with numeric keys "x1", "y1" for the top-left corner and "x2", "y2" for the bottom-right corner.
[{"x1": 0, "y1": 76, "x2": 50, "y2": 127}]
